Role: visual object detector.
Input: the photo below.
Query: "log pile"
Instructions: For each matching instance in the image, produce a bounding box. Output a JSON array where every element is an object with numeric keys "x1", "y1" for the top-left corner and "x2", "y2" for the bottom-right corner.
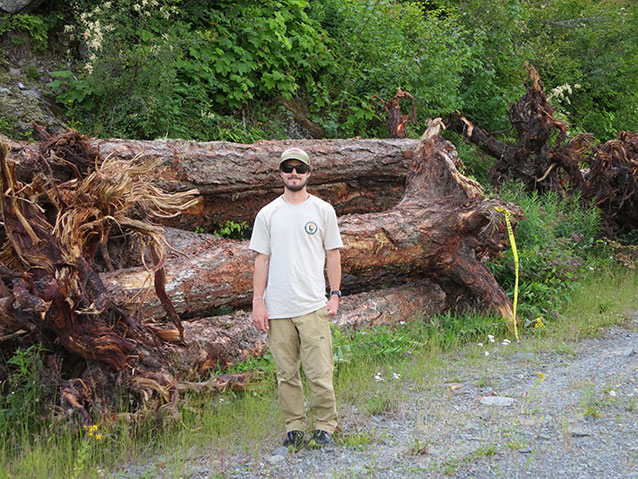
[
  {"x1": 447, "y1": 63, "x2": 638, "y2": 235},
  {"x1": 0, "y1": 120, "x2": 520, "y2": 421}
]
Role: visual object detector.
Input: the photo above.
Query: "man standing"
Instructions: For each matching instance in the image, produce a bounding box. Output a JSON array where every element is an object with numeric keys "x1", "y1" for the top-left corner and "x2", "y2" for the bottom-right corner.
[{"x1": 249, "y1": 147, "x2": 343, "y2": 449}]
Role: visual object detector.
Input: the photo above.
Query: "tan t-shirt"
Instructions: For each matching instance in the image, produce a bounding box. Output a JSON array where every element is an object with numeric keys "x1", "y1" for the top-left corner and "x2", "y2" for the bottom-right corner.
[{"x1": 249, "y1": 195, "x2": 343, "y2": 319}]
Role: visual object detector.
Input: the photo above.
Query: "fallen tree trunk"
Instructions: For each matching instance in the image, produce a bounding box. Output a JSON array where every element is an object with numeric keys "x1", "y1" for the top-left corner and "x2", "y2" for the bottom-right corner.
[
  {"x1": 104, "y1": 119, "x2": 522, "y2": 325},
  {"x1": 178, "y1": 280, "x2": 447, "y2": 376},
  {"x1": 447, "y1": 63, "x2": 638, "y2": 234},
  {"x1": 4, "y1": 133, "x2": 417, "y2": 229}
]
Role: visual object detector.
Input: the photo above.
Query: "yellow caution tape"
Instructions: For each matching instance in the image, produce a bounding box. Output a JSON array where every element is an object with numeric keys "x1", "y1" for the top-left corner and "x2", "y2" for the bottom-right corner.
[{"x1": 494, "y1": 206, "x2": 519, "y2": 342}]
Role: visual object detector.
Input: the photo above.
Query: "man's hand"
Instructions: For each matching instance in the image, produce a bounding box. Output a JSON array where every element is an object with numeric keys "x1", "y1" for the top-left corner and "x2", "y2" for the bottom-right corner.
[
  {"x1": 326, "y1": 295, "x2": 339, "y2": 316},
  {"x1": 252, "y1": 300, "x2": 269, "y2": 332}
]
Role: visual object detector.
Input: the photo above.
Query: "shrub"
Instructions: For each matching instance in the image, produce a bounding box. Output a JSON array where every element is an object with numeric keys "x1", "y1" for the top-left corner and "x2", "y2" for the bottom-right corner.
[
  {"x1": 488, "y1": 182, "x2": 607, "y2": 321},
  {"x1": 0, "y1": 345, "x2": 49, "y2": 433},
  {"x1": 48, "y1": 0, "x2": 331, "y2": 141},
  {"x1": 0, "y1": 13, "x2": 49, "y2": 50}
]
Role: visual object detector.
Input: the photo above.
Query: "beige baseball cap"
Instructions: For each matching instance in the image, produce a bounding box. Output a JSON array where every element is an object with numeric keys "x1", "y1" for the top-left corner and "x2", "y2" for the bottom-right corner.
[{"x1": 280, "y1": 147, "x2": 310, "y2": 166}]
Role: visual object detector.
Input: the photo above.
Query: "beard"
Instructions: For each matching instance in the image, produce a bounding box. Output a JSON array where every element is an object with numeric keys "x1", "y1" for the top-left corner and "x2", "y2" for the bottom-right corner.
[{"x1": 282, "y1": 175, "x2": 309, "y2": 192}]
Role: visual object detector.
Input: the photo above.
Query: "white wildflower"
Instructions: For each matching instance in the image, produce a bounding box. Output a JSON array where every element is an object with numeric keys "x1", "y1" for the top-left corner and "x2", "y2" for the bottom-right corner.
[
  {"x1": 488, "y1": 334, "x2": 495, "y2": 343},
  {"x1": 548, "y1": 83, "x2": 574, "y2": 104},
  {"x1": 375, "y1": 373, "x2": 384, "y2": 382},
  {"x1": 478, "y1": 342, "x2": 484, "y2": 347},
  {"x1": 609, "y1": 390, "x2": 617, "y2": 397},
  {"x1": 484, "y1": 351, "x2": 490, "y2": 356},
  {"x1": 392, "y1": 373, "x2": 401, "y2": 380}
]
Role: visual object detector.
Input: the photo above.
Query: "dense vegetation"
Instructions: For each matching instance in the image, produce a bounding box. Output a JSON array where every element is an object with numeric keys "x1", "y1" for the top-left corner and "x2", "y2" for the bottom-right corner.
[{"x1": 2, "y1": 0, "x2": 636, "y2": 142}]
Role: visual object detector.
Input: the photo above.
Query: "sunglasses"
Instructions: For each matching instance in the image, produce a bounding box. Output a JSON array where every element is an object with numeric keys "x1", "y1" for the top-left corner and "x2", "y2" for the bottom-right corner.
[{"x1": 280, "y1": 163, "x2": 310, "y2": 174}]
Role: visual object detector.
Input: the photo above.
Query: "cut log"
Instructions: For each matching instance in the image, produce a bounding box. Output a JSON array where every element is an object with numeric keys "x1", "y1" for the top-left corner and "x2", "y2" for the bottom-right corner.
[
  {"x1": 176, "y1": 280, "x2": 447, "y2": 376},
  {"x1": 104, "y1": 119, "x2": 522, "y2": 327},
  {"x1": 56, "y1": 281, "x2": 446, "y2": 420},
  {"x1": 3, "y1": 134, "x2": 417, "y2": 229}
]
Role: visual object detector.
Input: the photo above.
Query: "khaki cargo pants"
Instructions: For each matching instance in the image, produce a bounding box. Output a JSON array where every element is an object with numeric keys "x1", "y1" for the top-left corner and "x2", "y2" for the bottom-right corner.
[{"x1": 268, "y1": 307, "x2": 337, "y2": 434}]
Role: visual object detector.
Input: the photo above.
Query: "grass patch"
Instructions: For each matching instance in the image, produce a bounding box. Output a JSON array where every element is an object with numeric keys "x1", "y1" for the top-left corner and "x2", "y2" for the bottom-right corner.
[
  {"x1": 337, "y1": 430, "x2": 377, "y2": 450},
  {"x1": 467, "y1": 444, "x2": 498, "y2": 461}
]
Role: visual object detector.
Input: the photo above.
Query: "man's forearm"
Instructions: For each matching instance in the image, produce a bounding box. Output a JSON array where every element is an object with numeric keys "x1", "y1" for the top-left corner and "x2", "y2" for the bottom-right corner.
[
  {"x1": 253, "y1": 253, "x2": 270, "y2": 300},
  {"x1": 326, "y1": 249, "x2": 342, "y2": 292},
  {"x1": 252, "y1": 253, "x2": 270, "y2": 331}
]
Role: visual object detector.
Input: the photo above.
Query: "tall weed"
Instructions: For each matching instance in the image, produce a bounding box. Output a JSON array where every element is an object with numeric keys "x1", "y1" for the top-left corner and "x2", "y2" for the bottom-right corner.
[{"x1": 0, "y1": 345, "x2": 48, "y2": 430}]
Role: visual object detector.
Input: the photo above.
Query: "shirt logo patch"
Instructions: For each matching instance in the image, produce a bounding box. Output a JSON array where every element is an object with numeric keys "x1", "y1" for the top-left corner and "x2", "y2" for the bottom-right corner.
[{"x1": 304, "y1": 221, "x2": 318, "y2": 235}]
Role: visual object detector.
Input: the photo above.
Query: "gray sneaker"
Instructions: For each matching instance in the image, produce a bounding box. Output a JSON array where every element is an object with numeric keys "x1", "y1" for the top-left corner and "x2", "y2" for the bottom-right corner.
[
  {"x1": 282, "y1": 430, "x2": 304, "y2": 449},
  {"x1": 308, "y1": 429, "x2": 334, "y2": 447}
]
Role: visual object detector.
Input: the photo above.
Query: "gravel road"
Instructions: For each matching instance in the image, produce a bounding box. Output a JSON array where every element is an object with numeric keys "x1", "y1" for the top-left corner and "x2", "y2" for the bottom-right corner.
[{"x1": 114, "y1": 311, "x2": 638, "y2": 479}]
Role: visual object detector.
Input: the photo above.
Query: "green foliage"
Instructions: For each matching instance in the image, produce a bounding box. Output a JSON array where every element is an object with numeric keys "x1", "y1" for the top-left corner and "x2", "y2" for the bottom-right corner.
[
  {"x1": 308, "y1": 0, "x2": 471, "y2": 137},
  {"x1": 0, "y1": 115, "x2": 19, "y2": 137},
  {"x1": 520, "y1": 0, "x2": 638, "y2": 140},
  {"x1": 42, "y1": 0, "x2": 637, "y2": 141},
  {"x1": 0, "y1": 13, "x2": 49, "y2": 50},
  {"x1": 0, "y1": 345, "x2": 49, "y2": 431},
  {"x1": 424, "y1": 312, "x2": 505, "y2": 345},
  {"x1": 48, "y1": 0, "x2": 330, "y2": 140},
  {"x1": 488, "y1": 182, "x2": 607, "y2": 321},
  {"x1": 190, "y1": 0, "x2": 332, "y2": 109},
  {"x1": 213, "y1": 220, "x2": 250, "y2": 240},
  {"x1": 444, "y1": 130, "x2": 495, "y2": 184},
  {"x1": 435, "y1": 0, "x2": 530, "y2": 132},
  {"x1": 0, "y1": 112, "x2": 34, "y2": 140},
  {"x1": 332, "y1": 324, "x2": 422, "y2": 367},
  {"x1": 430, "y1": 0, "x2": 638, "y2": 139}
]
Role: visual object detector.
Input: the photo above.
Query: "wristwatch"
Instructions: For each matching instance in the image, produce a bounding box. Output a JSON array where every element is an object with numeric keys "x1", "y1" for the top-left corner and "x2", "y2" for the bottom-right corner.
[{"x1": 330, "y1": 290, "x2": 342, "y2": 298}]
